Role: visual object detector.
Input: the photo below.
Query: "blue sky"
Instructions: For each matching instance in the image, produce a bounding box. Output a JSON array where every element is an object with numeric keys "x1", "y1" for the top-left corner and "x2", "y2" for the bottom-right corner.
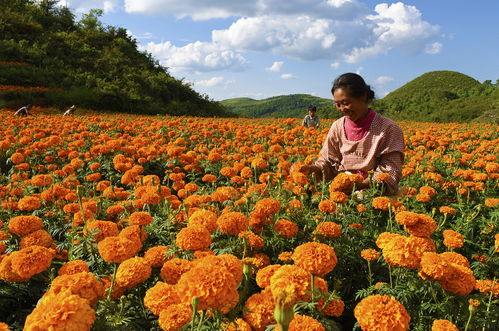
[{"x1": 60, "y1": 0, "x2": 499, "y2": 101}]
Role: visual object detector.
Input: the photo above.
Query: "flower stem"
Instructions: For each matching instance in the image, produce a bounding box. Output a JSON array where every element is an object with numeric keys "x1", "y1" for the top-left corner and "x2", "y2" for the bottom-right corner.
[
  {"x1": 482, "y1": 277, "x2": 496, "y2": 331},
  {"x1": 464, "y1": 310, "x2": 473, "y2": 331},
  {"x1": 367, "y1": 261, "x2": 373, "y2": 287},
  {"x1": 107, "y1": 263, "x2": 118, "y2": 301}
]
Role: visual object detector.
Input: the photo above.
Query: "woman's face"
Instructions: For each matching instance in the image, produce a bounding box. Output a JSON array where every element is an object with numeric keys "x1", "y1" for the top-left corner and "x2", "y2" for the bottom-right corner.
[{"x1": 333, "y1": 87, "x2": 369, "y2": 122}]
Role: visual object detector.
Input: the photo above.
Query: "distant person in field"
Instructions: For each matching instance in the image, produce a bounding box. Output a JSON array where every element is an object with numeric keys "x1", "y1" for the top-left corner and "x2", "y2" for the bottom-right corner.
[
  {"x1": 63, "y1": 105, "x2": 77, "y2": 116},
  {"x1": 14, "y1": 104, "x2": 32, "y2": 116},
  {"x1": 302, "y1": 105, "x2": 320, "y2": 128},
  {"x1": 292, "y1": 73, "x2": 405, "y2": 196}
]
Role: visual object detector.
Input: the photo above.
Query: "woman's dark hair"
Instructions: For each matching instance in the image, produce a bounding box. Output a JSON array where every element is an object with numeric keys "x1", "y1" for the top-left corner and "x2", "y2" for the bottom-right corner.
[
  {"x1": 308, "y1": 105, "x2": 317, "y2": 111},
  {"x1": 331, "y1": 73, "x2": 375, "y2": 103}
]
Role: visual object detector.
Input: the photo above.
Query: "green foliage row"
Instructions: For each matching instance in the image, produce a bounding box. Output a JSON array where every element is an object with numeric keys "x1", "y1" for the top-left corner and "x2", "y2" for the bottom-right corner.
[{"x1": 0, "y1": 0, "x2": 232, "y2": 117}]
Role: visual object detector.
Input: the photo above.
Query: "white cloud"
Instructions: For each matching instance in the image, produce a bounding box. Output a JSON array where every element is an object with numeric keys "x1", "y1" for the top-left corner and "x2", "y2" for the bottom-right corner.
[
  {"x1": 123, "y1": 1, "x2": 441, "y2": 72},
  {"x1": 266, "y1": 61, "x2": 284, "y2": 72},
  {"x1": 140, "y1": 41, "x2": 248, "y2": 73},
  {"x1": 195, "y1": 76, "x2": 226, "y2": 87},
  {"x1": 124, "y1": 0, "x2": 366, "y2": 21},
  {"x1": 58, "y1": 0, "x2": 119, "y2": 13},
  {"x1": 344, "y1": 2, "x2": 441, "y2": 63},
  {"x1": 212, "y1": 15, "x2": 337, "y2": 60},
  {"x1": 425, "y1": 42, "x2": 443, "y2": 54},
  {"x1": 281, "y1": 73, "x2": 295, "y2": 79},
  {"x1": 375, "y1": 76, "x2": 394, "y2": 85}
]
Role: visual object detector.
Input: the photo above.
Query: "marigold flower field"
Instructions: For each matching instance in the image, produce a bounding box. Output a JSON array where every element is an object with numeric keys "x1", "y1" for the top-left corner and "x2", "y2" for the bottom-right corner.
[{"x1": 0, "y1": 110, "x2": 497, "y2": 331}]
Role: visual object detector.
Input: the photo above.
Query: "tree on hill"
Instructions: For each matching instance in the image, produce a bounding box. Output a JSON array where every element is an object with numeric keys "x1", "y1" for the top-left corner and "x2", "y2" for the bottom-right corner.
[{"x1": 0, "y1": 0, "x2": 232, "y2": 117}]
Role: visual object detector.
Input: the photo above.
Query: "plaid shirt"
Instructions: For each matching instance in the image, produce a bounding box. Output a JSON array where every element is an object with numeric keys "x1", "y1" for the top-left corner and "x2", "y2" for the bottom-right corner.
[
  {"x1": 312, "y1": 113, "x2": 405, "y2": 195},
  {"x1": 302, "y1": 114, "x2": 320, "y2": 128}
]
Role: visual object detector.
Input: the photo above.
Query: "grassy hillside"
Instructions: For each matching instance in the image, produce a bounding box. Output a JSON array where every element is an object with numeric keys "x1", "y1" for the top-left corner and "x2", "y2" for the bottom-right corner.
[
  {"x1": 372, "y1": 71, "x2": 498, "y2": 122},
  {"x1": 0, "y1": 0, "x2": 232, "y2": 117},
  {"x1": 221, "y1": 94, "x2": 337, "y2": 118}
]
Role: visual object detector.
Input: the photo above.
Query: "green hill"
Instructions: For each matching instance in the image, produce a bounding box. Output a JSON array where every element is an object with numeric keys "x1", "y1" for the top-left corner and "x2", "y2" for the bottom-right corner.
[
  {"x1": 0, "y1": 0, "x2": 232, "y2": 117},
  {"x1": 221, "y1": 94, "x2": 337, "y2": 118},
  {"x1": 222, "y1": 71, "x2": 498, "y2": 123},
  {"x1": 372, "y1": 71, "x2": 498, "y2": 122}
]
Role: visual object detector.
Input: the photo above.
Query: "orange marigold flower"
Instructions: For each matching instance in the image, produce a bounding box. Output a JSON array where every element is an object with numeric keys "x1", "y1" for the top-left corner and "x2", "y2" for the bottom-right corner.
[
  {"x1": 143, "y1": 245, "x2": 170, "y2": 267},
  {"x1": 97, "y1": 236, "x2": 139, "y2": 263},
  {"x1": 314, "y1": 221, "x2": 341, "y2": 239},
  {"x1": 158, "y1": 302, "x2": 192, "y2": 331},
  {"x1": 319, "y1": 298, "x2": 345, "y2": 317},
  {"x1": 144, "y1": 281, "x2": 180, "y2": 316},
  {"x1": 188, "y1": 209, "x2": 218, "y2": 233},
  {"x1": 376, "y1": 173, "x2": 391, "y2": 182},
  {"x1": 395, "y1": 211, "x2": 420, "y2": 226},
  {"x1": 221, "y1": 318, "x2": 252, "y2": 331},
  {"x1": 439, "y1": 206, "x2": 457, "y2": 215},
  {"x1": 357, "y1": 204, "x2": 366, "y2": 213},
  {"x1": 239, "y1": 231, "x2": 265, "y2": 249},
  {"x1": 372, "y1": 196, "x2": 404, "y2": 211},
  {"x1": 484, "y1": 198, "x2": 499, "y2": 207},
  {"x1": 177, "y1": 264, "x2": 239, "y2": 311},
  {"x1": 202, "y1": 174, "x2": 217, "y2": 183},
  {"x1": 45, "y1": 272, "x2": 104, "y2": 306},
  {"x1": 17, "y1": 196, "x2": 42, "y2": 211},
  {"x1": 128, "y1": 211, "x2": 153, "y2": 226},
  {"x1": 243, "y1": 288, "x2": 276, "y2": 331},
  {"x1": 318, "y1": 199, "x2": 336, "y2": 213},
  {"x1": 31, "y1": 174, "x2": 53, "y2": 187},
  {"x1": 256, "y1": 265, "x2": 281, "y2": 288},
  {"x1": 292, "y1": 242, "x2": 337, "y2": 277},
  {"x1": 24, "y1": 290, "x2": 96, "y2": 331},
  {"x1": 274, "y1": 219, "x2": 298, "y2": 239},
  {"x1": 58, "y1": 260, "x2": 90, "y2": 276},
  {"x1": 404, "y1": 214, "x2": 437, "y2": 237},
  {"x1": 6, "y1": 245, "x2": 55, "y2": 280},
  {"x1": 192, "y1": 254, "x2": 243, "y2": 285},
  {"x1": 442, "y1": 229, "x2": 464, "y2": 249},
  {"x1": 10, "y1": 152, "x2": 25, "y2": 164},
  {"x1": 254, "y1": 198, "x2": 281, "y2": 217},
  {"x1": 19, "y1": 229, "x2": 53, "y2": 249},
  {"x1": 160, "y1": 258, "x2": 192, "y2": 284},
  {"x1": 349, "y1": 223, "x2": 363, "y2": 230},
  {"x1": 176, "y1": 225, "x2": 212, "y2": 251},
  {"x1": 270, "y1": 265, "x2": 312, "y2": 302},
  {"x1": 275, "y1": 252, "x2": 291, "y2": 263},
  {"x1": 217, "y1": 212, "x2": 249, "y2": 235},
  {"x1": 329, "y1": 172, "x2": 354, "y2": 193},
  {"x1": 474, "y1": 279, "x2": 499, "y2": 297},
  {"x1": 431, "y1": 319, "x2": 459, "y2": 331},
  {"x1": 86, "y1": 220, "x2": 119, "y2": 242},
  {"x1": 361, "y1": 249, "x2": 380, "y2": 261},
  {"x1": 329, "y1": 191, "x2": 348, "y2": 204},
  {"x1": 0, "y1": 322, "x2": 9, "y2": 330},
  {"x1": 354, "y1": 295, "x2": 410, "y2": 331},
  {"x1": 286, "y1": 314, "x2": 325, "y2": 331},
  {"x1": 115, "y1": 257, "x2": 152, "y2": 290}
]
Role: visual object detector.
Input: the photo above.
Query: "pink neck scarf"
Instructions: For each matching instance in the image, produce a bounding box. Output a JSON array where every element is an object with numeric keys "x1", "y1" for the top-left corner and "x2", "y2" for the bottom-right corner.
[{"x1": 344, "y1": 108, "x2": 376, "y2": 141}]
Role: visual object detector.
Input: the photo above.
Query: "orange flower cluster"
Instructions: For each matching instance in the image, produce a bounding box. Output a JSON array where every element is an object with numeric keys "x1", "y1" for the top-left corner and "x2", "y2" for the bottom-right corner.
[
  {"x1": 0, "y1": 245, "x2": 55, "y2": 282},
  {"x1": 431, "y1": 319, "x2": 459, "y2": 331},
  {"x1": 372, "y1": 196, "x2": 404, "y2": 212},
  {"x1": 291, "y1": 242, "x2": 337, "y2": 277},
  {"x1": 329, "y1": 172, "x2": 362, "y2": 193},
  {"x1": 97, "y1": 225, "x2": 144, "y2": 263},
  {"x1": 419, "y1": 252, "x2": 475, "y2": 295},
  {"x1": 217, "y1": 211, "x2": 249, "y2": 235},
  {"x1": 274, "y1": 219, "x2": 299, "y2": 238},
  {"x1": 395, "y1": 211, "x2": 437, "y2": 237},
  {"x1": 354, "y1": 295, "x2": 410, "y2": 331},
  {"x1": 115, "y1": 256, "x2": 152, "y2": 291},
  {"x1": 376, "y1": 232, "x2": 435, "y2": 269},
  {"x1": 361, "y1": 248, "x2": 380, "y2": 261},
  {"x1": 442, "y1": 229, "x2": 464, "y2": 249},
  {"x1": 314, "y1": 221, "x2": 341, "y2": 238},
  {"x1": 474, "y1": 279, "x2": 499, "y2": 297},
  {"x1": 44, "y1": 271, "x2": 104, "y2": 306},
  {"x1": 24, "y1": 290, "x2": 96, "y2": 331},
  {"x1": 175, "y1": 224, "x2": 212, "y2": 251}
]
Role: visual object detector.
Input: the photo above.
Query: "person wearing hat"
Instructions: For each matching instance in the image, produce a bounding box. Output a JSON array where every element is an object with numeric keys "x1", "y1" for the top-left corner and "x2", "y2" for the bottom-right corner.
[
  {"x1": 302, "y1": 105, "x2": 320, "y2": 128},
  {"x1": 14, "y1": 104, "x2": 32, "y2": 116},
  {"x1": 63, "y1": 105, "x2": 77, "y2": 116}
]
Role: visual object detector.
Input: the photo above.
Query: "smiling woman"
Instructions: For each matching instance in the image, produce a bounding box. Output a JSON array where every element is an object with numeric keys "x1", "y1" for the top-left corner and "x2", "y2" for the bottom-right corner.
[{"x1": 294, "y1": 73, "x2": 405, "y2": 196}]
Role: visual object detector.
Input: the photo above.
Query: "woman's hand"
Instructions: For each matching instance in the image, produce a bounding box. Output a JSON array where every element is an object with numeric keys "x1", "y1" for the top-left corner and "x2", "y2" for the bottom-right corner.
[{"x1": 290, "y1": 163, "x2": 323, "y2": 181}]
